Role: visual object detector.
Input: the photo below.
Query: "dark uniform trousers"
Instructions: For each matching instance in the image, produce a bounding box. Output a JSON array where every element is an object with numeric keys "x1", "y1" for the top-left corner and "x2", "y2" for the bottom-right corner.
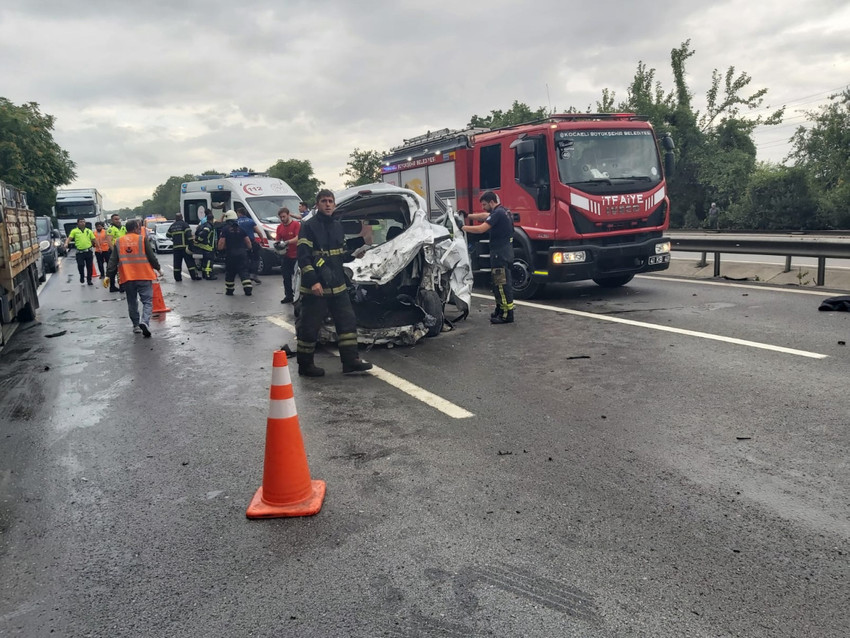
[
  {"x1": 95, "y1": 249, "x2": 110, "y2": 279},
  {"x1": 224, "y1": 254, "x2": 253, "y2": 294},
  {"x1": 172, "y1": 248, "x2": 198, "y2": 280},
  {"x1": 198, "y1": 249, "x2": 214, "y2": 278},
  {"x1": 281, "y1": 256, "x2": 297, "y2": 298},
  {"x1": 490, "y1": 242, "x2": 515, "y2": 318},
  {"x1": 75, "y1": 249, "x2": 94, "y2": 282},
  {"x1": 297, "y1": 292, "x2": 359, "y2": 364}
]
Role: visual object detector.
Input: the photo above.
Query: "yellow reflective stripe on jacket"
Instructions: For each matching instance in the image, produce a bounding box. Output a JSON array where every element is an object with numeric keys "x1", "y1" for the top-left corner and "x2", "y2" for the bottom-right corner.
[
  {"x1": 298, "y1": 283, "x2": 348, "y2": 296},
  {"x1": 314, "y1": 248, "x2": 344, "y2": 257},
  {"x1": 297, "y1": 237, "x2": 313, "y2": 248}
]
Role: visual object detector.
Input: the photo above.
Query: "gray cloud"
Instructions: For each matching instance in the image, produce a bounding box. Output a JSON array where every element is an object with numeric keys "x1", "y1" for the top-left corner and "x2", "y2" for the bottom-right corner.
[{"x1": 2, "y1": 0, "x2": 848, "y2": 208}]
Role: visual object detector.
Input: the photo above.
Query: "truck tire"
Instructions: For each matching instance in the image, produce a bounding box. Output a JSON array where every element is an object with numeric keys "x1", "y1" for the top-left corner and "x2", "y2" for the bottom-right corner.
[
  {"x1": 16, "y1": 302, "x2": 36, "y2": 322},
  {"x1": 511, "y1": 246, "x2": 542, "y2": 300},
  {"x1": 419, "y1": 289, "x2": 444, "y2": 337},
  {"x1": 593, "y1": 274, "x2": 635, "y2": 288}
]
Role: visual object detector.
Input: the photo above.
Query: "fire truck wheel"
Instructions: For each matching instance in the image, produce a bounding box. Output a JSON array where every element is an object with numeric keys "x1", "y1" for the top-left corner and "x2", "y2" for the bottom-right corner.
[
  {"x1": 511, "y1": 248, "x2": 541, "y2": 300},
  {"x1": 592, "y1": 274, "x2": 635, "y2": 288}
]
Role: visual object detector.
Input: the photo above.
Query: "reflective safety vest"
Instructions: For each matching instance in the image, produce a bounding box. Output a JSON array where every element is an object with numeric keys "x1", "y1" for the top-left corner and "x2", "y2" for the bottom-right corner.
[
  {"x1": 108, "y1": 225, "x2": 126, "y2": 246},
  {"x1": 117, "y1": 233, "x2": 157, "y2": 282},
  {"x1": 69, "y1": 227, "x2": 95, "y2": 251},
  {"x1": 94, "y1": 229, "x2": 111, "y2": 252}
]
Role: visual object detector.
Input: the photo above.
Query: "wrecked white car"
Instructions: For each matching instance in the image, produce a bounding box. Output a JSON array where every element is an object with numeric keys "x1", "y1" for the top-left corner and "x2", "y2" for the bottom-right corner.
[{"x1": 293, "y1": 184, "x2": 472, "y2": 346}]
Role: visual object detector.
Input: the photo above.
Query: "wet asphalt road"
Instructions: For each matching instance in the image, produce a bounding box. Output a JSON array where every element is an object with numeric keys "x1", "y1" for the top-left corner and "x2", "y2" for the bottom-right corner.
[{"x1": 1, "y1": 258, "x2": 848, "y2": 637}]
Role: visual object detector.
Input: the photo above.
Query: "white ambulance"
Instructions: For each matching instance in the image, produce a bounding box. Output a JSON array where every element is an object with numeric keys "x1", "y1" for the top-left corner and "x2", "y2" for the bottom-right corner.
[{"x1": 179, "y1": 172, "x2": 302, "y2": 274}]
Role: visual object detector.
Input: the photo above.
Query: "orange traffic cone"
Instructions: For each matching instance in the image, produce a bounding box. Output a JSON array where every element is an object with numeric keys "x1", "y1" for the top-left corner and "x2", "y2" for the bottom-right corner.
[
  {"x1": 91, "y1": 258, "x2": 98, "y2": 278},
  {"x1": 151, "y1": 280, "x2": 171, "y2": 314},
  {"x1": 247, "y1": 350, "x2": 326, "y2": 518}
]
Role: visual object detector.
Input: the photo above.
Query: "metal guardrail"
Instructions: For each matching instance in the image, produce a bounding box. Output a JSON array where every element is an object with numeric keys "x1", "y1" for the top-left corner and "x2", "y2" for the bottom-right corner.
[{"x1": 668, "y1": 233, "x2": 850, "y2": 286}]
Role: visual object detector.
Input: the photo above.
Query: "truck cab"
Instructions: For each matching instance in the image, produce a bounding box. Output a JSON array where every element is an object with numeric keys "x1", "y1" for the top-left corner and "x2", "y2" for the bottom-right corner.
[{"x1": 383, "y1": 115, "x2": 675, "y2": 298}]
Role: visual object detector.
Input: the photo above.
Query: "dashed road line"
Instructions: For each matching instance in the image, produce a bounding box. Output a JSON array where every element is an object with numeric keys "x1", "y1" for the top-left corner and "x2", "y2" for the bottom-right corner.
[
  {"x1": 471, "y1": 293, "x2": 828, "y2": 359},
  {"x1": 266, "y1": 315, "x2": 475, "y2": 419}
]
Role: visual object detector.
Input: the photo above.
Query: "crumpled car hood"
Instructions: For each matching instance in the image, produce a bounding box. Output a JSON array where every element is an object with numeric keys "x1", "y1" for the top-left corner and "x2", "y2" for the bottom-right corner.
[{"x1": 344, "y1": 208, "x2": 472, "y2": 314}]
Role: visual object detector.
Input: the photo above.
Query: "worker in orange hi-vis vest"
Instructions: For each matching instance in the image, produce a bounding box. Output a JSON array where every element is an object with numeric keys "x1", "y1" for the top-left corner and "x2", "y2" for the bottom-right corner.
[
  {"x1": 93, "y1": 221, "x2": 111, "y2": 280},
  {"x1": 105, "y1": 219, "x2": 163, "y2": 338}
]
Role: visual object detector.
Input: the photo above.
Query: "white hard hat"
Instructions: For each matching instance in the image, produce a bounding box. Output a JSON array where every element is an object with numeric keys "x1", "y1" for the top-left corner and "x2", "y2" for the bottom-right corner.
[{"x1": 223, "y1": 210, "x2": 238, "y2": 221}]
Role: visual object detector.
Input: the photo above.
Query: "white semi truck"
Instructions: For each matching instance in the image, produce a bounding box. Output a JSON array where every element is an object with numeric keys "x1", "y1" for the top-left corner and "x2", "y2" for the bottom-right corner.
[{"x1": 54, "y1": 187, "x2": 105, "y2": 236}]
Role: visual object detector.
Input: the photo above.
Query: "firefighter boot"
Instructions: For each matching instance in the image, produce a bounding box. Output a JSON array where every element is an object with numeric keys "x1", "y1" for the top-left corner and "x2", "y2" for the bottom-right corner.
[
  {"x1": 297, "y1": 352, "x2": 325, "y2": 377},
  {"x1": 340, "y1": 346, "x2": 373, "y2": 374},
  {"x1": 490, "y1": 310, "x2": 514, "y2": 325}
]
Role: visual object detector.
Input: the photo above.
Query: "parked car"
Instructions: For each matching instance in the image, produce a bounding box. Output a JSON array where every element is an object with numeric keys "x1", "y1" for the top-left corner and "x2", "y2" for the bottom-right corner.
[
  {"x1": 294, "y1": 183, "x2": 472, "y2": 346},
  {"x1": 35, "y1": 216, "x2": 59, "y2": 273},
  {"x1": 152, "y1": 222, "x2": 173, "y2": 253}
]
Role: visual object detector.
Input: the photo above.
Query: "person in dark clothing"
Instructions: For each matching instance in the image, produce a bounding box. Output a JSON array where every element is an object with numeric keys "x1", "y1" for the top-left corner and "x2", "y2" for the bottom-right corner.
[
  {"x1": 462, "y1": 190, "x2": 516, "y2": 324},
  {"x1": 295, "y1": 189, "x2": 372, "y2": 377},
  {"x1": 235, "y1": 204, "x2": 263, "y2": 284},
  {"x1": 193, "y1": 213, "x2": 218, "y2": 280},
  {"x1": 216, "y1": 210, "x2": 253, "y2": 296},
  {"x1": 166, "y1": 213, "x2": 201, "y2": 281}
]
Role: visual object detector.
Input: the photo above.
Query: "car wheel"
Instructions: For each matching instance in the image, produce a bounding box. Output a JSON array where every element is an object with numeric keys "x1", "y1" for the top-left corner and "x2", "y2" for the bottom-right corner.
[
  {"x1": 258, "y1": 249, "x2": 275, "y2": 275},
  {"x1": 419, "y1": 289, "x2": 444, "y2": 338},
  {"x1": 592, "y1": 274, "x2": 635, "y2": 288},
  {"x1": 511, "y1": 246, "x2": 542, "y2": 300}
]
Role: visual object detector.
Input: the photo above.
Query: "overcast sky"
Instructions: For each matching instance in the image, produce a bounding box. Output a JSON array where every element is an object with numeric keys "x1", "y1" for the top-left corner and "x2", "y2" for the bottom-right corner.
[{"x1": 2, "y1": 0, "x2": 848, "y2": 210}]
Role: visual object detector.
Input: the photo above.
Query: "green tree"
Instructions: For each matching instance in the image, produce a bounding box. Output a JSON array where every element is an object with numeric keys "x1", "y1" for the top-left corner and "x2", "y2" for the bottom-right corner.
[
  {"x1": 0, "y1": 98, "x2": 76, "y2": 215},
  {"x1": 788, "y1": 89, "x2": 850, "y2": 228},
  {"x1": 730, "y1": 164, "x2": 816, "y2": 230},
  {"x1": 604, "y1": 41, "x2": 783, "y2": 227},
  {"x1": 267, "y1": 159, "x2": 323, "y2": 203},
  {"x1": 140, "y1": 174, "x2": 195, "y2": 219},
  {"x1": 341, "y1": 148, "x2": 384, "y2": 188},
  {"x1": 468, "y1": 100, "x2": 548, "y2": 128}
]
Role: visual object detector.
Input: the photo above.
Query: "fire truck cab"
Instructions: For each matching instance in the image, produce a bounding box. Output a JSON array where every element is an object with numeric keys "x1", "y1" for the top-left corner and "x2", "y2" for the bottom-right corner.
[{"x1": 382, "y1": 114, "x2": 675, "y2": 298}]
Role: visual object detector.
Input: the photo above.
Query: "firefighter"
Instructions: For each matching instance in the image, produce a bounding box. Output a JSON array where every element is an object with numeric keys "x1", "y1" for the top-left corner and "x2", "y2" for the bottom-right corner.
[
  {"x1": 194, "y1": 213, "x2": 218, "y2": 280},
  {"x1": 166, "y1": 213, "x2": 201, "y2": 281},
  {"x1": 216, "y1": 210, "x2": 253, "y2": 296},
  {"x1": 295, "y1": 189, "x2": 372, "y2": 377},
  {"x1": 462, "y1": 191, "x2": 516, "y2": 324}
]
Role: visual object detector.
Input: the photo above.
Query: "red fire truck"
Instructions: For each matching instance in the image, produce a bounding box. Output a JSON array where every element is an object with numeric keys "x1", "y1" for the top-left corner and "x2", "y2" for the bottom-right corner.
[{"x1": 381, "y1": 113, "x2": 675, "y2": 298}]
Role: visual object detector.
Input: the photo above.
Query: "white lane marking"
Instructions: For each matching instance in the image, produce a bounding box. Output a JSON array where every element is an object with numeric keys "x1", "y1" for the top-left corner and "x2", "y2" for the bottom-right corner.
[
  {"x1": 471, "y1": 293, "x2": 828, "y2": 359},
  {"x1": 266, "y1": 315, "x2": 475, "y2": 419},
  {"x1": 37, "y1": 271, "x2": 55, "y2": 294},
  {"x1": 638, "y1": 274, "x2": 839, "y2": 297}
]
